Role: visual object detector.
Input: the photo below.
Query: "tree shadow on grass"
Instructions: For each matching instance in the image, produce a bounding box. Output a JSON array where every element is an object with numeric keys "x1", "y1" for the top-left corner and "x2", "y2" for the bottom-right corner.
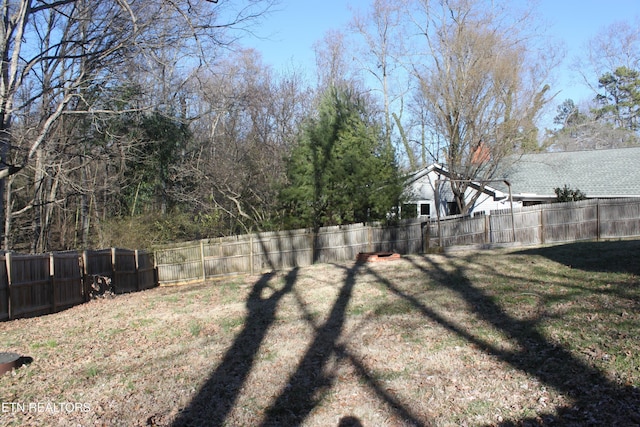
[
  {"x1": 515, "y1": 239, "x2": 640, "y2": 276},
  {"x1": 257, "y1": 262, "x2": 362, "y2": 426},
  {"x1": 173, "y1": 259, "x2": 429, "y2": 427},
  {"x1": 172, "y1": 267, "x2": 298, "y2": 426},
  {"x1": 259, "y1": 261, "x2": 428, "y2": 427},
  {"x1": 376, "y1": 255, "x2": 640, "y2": 426}
]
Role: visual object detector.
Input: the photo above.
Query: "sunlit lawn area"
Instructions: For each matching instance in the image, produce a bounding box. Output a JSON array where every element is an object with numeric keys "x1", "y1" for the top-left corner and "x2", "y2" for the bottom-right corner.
[{"x1": 1, "y1": 240, "x2": 639, "y2": 426}]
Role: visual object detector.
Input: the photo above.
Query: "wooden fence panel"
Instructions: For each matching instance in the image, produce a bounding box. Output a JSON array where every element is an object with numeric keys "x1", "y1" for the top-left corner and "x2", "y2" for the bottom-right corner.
[
  {"x1": 515, "y1": 209, "x2": 544, "y2": 245},
  {"x1": 153, "y1": 220, "x2": 437, "y2": 283},
  {"x1": 446, "y1": 215, "x2": 485, "y2": 246},
  {"x1": 490, "y1": 207, "x2": 542, "y2": 245},
  {"x1": 542, "y1": 200, "x2": 599, "y2": 243},
  {"x1": 205, "y1": 237, "x2": 252, "y2": 277},
  {"x1": 371, "y1": 226, "x2": 396, "y2": 253},
  {"x1": 428, "y1": 215, "x2": 486, "y2": 248},
  {"x1": 137, "y1": 251, "x2": 157, "y2": 291},
  {"x1": 0, "y1": 255, "x2": 8, "y2": 321},
  {"x1": 489, "y1": 211, "x2": 513, "y2": 244},
  {"x1": 599, "y1": 199, "x2": 640, "y2": 238},
  {"x1": 315, "y1": 224, "x2": 369, "y2": 264},
  {"x1": 8, "y1": 253, "x2": 51, "y2": 319},
  {"x1": 113, "y1": 249, "x2": 138, "y2": 294},
  {"x1": 154, "y1": 244, "x2": 203, "y2": 283},
  {"x1": 156, "y1": 259, "x2": 202, "y2": 284},
  {"x1": 84, "y1": 249, "x2": 114, "y2": 277},
  {"x1": 204, "y1": 254, "x2": 249, "y2": 277},
  {"x1": 52, "y1": 252, "x2": 84, "y2": 311},
  {"x1": 252, "y1": 231, "x2": 313, "y2": 272},
  {"x1": 1, "y1": 248, "x2": 155, "y2": 322},
  {"x1": 371, "y1": 221, "x2": 423, "y2": 254},
  {"x1": 152, "y1": 199, "x2": 640, "y2": 284}
]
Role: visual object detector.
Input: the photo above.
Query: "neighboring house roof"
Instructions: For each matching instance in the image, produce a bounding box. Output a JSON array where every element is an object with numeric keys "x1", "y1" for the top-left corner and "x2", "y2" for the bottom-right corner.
[
  {"x1": 496, "y1": 146, "x2": 640, "y2": 199},
  {"x1": 405, "y1": 163, "x2": 507, "y2": 200}
]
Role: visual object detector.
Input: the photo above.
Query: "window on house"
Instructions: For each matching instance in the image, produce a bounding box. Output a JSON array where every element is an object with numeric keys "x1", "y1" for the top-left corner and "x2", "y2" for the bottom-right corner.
[
  {"x1": 447, "y1": 202, "x2": 460, "y2": 215},
  {"x1": 420, "y1": 203, "x2": 430, "y2": 216}
]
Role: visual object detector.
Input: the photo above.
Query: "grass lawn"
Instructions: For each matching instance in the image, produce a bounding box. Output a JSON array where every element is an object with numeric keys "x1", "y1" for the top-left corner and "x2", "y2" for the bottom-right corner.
[{"x1": 1, "y1": 240, "x2": 639, "y2": 426}]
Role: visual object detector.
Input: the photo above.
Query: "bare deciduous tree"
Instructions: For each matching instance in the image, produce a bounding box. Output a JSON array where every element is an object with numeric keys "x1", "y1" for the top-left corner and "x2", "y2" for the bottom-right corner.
[
  {"x1": 350, "y1": 0, "x2": 410, "y2": 164},
  {"x1": 408, "y1": 0, "x2": 558, "y2": 214},
  {"x1": 174, "y1": 49, "x2": 309, "y2": 234},
  {"x1": 0, "y1": 0, "x2": 275, "y2": 250},
  {"x1": 313, "y1": 30, "x2": 362, "y2": 92},
  {"x1": 573, "y1": 17, "x2": 640, "y2": 95}
]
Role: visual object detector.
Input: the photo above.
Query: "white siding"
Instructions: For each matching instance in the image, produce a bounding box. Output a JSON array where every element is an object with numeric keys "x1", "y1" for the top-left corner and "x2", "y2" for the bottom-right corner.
[{"x1": 404, "y1": 167, "x2": 521, "y2": 218}]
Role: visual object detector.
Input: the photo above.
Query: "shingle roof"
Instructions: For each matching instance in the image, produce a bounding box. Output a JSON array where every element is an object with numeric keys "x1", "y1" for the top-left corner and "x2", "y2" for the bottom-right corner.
[{"x1": 497, "y1": 147, "x2": 640, "y2": 198}]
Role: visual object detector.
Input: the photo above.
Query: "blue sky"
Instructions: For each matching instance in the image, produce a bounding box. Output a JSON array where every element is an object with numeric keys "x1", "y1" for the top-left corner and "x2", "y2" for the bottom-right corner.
[{"x1": 248, "y1": 0, "x2": 640, "y2": 108}]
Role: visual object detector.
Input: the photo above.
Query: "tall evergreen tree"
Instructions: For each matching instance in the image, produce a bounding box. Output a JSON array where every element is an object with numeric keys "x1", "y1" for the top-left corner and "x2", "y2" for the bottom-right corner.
[
  {"x1": 594, "y1": 66, "x2": 640, "y2": 131},
  {"x1": 282, "y1": 86, "x2": 403, "y2": 232}
]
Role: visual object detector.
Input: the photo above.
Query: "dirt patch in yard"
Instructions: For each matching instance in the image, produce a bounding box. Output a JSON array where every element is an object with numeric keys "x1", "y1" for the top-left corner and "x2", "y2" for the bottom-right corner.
[{"x1": 1, "y1": 240, "x2": 640, "y2": 426}]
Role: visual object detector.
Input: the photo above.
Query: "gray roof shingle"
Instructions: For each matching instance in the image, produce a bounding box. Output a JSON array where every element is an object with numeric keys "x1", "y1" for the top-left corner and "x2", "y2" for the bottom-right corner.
[{"x1": 497, "y1": 147, "x2": 640, "y2": 198}]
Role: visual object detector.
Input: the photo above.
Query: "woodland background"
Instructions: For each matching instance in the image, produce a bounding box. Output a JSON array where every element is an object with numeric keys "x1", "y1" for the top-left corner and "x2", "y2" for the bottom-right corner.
[{"x1": 2, "y1": 0, "x2": 640, "y2": 253}]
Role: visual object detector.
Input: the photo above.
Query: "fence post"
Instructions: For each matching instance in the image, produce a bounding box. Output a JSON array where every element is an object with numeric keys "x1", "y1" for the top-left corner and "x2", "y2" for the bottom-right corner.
[
  {"x1": 6, "y1": 252, "x2": 11, "y2": 320},
  {"x1": 50, "y1": 253, "x2": 57, "y2": 314},
  {"x1": 423, "y1": 222, "x2": 429, "y2": 252},
  {"x1": 596, "y1": 200, "x2": 601, "y2": 241},
  {"x1": 111, "y1": 248, "x2": 117, "y2": 292},
  {"x1": 199, "y1": 240, "x2": 205, "y2": 281},
  {"x1": 135, "y1": 250, "x2": 141, "y2": 291},
  {"x1": 250, "y1": 235, "x2": 254, "y2": 276},
  {"x1": 484, "y1": 214, "x2": 490, "y2": 244},
  {"x1": 82, "y1": 251, "x2": 89, "y2": 302}
]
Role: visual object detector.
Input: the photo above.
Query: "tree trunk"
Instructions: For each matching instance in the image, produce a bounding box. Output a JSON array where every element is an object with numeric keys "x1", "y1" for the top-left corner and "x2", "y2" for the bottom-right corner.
[
  {"x1": 32, "y1": 148, "x2": 45, "y2": 253},
  {"x1": 80, "y1": 165, "x2": 91, "y2": 247}
]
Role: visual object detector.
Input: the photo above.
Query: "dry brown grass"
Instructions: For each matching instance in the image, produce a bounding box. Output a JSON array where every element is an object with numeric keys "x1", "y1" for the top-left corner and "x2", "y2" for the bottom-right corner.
[{"x1": 1, "y1": 240, "x2": 640, "y2": 426}]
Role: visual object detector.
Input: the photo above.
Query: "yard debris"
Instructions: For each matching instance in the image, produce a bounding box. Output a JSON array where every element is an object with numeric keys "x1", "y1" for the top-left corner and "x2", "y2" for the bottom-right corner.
[
  {"x1": 356, "y1": 252, "x2": 400, "y2": 263},
  {"x1": 89, "y1": 275, "x2": 114, "y2": 299}
]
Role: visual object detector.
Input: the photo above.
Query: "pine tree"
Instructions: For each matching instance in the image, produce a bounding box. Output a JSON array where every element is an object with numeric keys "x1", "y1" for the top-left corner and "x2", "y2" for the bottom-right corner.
[
  {"x1": 594, "y1": 66, "x2": 640, "y2": 131},
  {"x1": 281, "y1": 86, "x2": 403, "y2": 231}
]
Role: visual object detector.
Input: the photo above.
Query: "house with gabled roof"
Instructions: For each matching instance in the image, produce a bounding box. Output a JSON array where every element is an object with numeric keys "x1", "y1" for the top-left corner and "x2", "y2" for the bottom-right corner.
[
  {"x1": 403, "y1": 146, "x2": 640, "y2": 219},
  {"x1": 402, "y1": 163, "x2": 514, "y2": 219}
]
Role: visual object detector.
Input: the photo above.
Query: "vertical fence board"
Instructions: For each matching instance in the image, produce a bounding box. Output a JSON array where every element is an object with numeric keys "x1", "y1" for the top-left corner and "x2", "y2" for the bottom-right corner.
[{"x1": 0, "y1": 254, "x2": 8, "y2": 321}]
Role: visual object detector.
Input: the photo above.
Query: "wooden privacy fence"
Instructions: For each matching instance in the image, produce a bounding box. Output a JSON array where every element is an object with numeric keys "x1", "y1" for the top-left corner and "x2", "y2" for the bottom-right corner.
[
  {"x1": 154, "y1": 198, "x2": 640, "y2": 284},
  {"x1": 426, "y1": 198, "x2": 640, "y2": 248},
  {"x1": 155, "y1": 220, "x2": 424, "y2": 284},
  {"x1": 0, "y1": 248, "x2": 157, "y2": 321}
]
